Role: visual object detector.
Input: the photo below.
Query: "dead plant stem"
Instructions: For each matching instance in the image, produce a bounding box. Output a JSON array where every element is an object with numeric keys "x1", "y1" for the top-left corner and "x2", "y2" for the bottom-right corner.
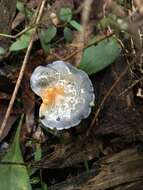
[
  {"x1": 87, "y1": 50, "x2": 142, "y2": 135},
  {"x1": 0, "y1": 0, "x2": 47, "y2": 140},
  {"x1": 87, "y1": 66, "x2": 129, "y2": 136}
]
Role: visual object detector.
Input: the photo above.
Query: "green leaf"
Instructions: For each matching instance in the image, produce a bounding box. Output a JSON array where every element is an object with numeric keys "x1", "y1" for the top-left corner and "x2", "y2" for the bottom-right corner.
[
  {"x1": 59, "y1": 8, "x2": 72, "y2": 22},
  {"x1": 17, "y1": 1, "x2": 33, "y2": 19},
  {"x1": 34, "y1": 144, "x2": 42, "y2": 161},
  {"x1": 87, "y1": 35, "x2": 106, "y2": 46},
  {"x1": 79, "y1": 37, "x2": 121, "y2": 75},
  {"x1": 41, "y1": 182, "x2": 48, "y2": 190},
  {"x1": 69, "y1": 20, "x2": 83, "y2": 32},
  {"x1": 16, "y1": 1, "x2": 24, "y2": 12},
  {"x1": 0, "y1": 47, "x2": 5, "y2": 55},
  {"x1": 64, "y1": 27, "x2": 73, "y2": 42},
  {"x1": 10, "y1": 29, "x2": 34, "y2": 51},
  {"x1": 0, "y1": 115, "x2": 32, "y2": 190},
  {"x1": 40, "y1": 26, "x2": 57, "y2": 43},
  {"x1": 30, "y1": 177, "x2": 40, "y2": 185},
  {"x1": 40, "y1": 38, "x2": 51, "y2": 53},
  {"x1": 39, "y1": 26, "x2": 57, "y2": 53}
]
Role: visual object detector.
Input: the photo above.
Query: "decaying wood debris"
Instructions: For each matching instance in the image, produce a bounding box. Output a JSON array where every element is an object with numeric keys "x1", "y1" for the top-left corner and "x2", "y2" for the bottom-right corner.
[{"x1": 48, "y1": 148, "x2": 143, "y2": 190}]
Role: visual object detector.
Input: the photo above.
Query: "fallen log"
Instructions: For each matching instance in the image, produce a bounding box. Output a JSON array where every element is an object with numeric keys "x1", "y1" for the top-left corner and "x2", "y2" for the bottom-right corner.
[{"x1": 49, "y1": 148, "x2": 143, "y2": 190}]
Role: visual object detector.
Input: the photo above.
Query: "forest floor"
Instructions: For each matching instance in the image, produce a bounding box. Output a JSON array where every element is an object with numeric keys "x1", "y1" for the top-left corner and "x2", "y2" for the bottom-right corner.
[{"x1": 0, "y1": 0, "x2": 143, "y2": 190}]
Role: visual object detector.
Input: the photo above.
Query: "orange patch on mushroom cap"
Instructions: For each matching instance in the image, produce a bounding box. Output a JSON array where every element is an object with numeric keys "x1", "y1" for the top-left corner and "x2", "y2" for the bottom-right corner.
[{"x1": 40, "y1": 86, "x2": 64, "y2": 111}]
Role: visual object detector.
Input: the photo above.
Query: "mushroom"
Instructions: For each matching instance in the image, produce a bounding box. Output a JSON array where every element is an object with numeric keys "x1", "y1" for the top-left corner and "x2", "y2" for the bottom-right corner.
[{"x1": 30, "y1": 61, "x2": 95, "y2": 130}]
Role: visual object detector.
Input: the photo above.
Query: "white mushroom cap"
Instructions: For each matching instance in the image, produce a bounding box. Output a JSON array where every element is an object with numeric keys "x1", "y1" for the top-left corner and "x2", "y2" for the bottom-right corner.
[{"x1": 30, "y1": 61, "x2": 95, "y2": 130}]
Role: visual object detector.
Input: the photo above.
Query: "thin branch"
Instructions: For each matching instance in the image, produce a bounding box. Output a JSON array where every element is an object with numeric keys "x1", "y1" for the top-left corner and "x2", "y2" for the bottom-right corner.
[
  {"x1": 75, "y1": 0, "x2": 93, "y2": 66},
  {"x1": 87, "y1": 50, "x2": 142, "y2": 136},
  {"x1": 119, "y1": 76, "x2": 143, "y2": 96},
  {"x1": 80, "y1": 0, "x2": 93, "y2": 45},
  {"x1": 0, "y1": 0, "x2": 47, "y2": 140},
  {"x1": 86, "y1": 66, "x2": 129, "y2": 136},
  {"x1": 0, "y1": 26, "x2": 33, "y2": 39}
]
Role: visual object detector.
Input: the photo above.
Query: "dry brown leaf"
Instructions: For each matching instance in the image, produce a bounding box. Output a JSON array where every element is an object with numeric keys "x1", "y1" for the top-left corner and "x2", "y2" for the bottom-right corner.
[{"x1": 0, "y1": 100, "x2": 23, "y2": 141}]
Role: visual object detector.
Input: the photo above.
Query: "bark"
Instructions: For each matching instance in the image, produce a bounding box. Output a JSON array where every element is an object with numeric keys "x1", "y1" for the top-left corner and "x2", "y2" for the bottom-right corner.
[{"x1": 48, "y1": 148, "x2": 143, "y2": 190}]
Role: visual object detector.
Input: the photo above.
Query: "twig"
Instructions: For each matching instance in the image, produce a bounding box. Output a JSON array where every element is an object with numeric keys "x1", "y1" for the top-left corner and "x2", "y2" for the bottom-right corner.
[
  {"x1": 119, "y1": 76, "x2": 143, "y2": 96},
  {"x1": 52, "y1": 32, "x2": 114, "y2": 63},
  {"x1": 0, "y1": 26, "x2": 33, "y2": 39},
  {"x1": 87, "y1": 50, "x2": 142, "y2": 135},
  {"x1": 0, "y1": 0, "x2": 47, "y2": 140},
  {"x1": 53, "y1": 49, "x2": 81, "y2": 62},
  {"x1": 80, "y1": 0, "x2": 93, "y2": 44},
  {"x1": 63, "y1": 50, "x2": 82, "y2": 61},
  {"x1": 0, "y1": 161, "x2": 25, "y2": 166},
  {"x1": 75, "y1": 0, "x2": 93, "y2": 66},
  {"x1": 87, "y1": 66, "x2": 129, "y2": 136}
]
